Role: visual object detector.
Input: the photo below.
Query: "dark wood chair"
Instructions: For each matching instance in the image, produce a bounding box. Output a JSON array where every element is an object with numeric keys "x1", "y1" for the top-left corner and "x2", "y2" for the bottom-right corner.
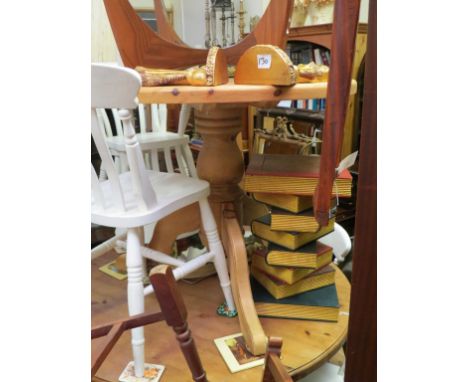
[
  {"x1": 261, "y1": 337, "x2": 293, "y2": 382},
  {"x1": 91, "y1": 264, "x2": 207, "y2": 382}
]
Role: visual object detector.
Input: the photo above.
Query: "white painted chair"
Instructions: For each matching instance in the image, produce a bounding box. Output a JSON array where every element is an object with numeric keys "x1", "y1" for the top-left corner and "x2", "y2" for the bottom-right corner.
[
  {"x1": 97, "y1": 102, "x2": 195, "y2": 178},
  {"x1": 93, "y1": 91, "x2": 196, "y2": 249},
  {"x1": 91, "y1": 63, "x2": 235, "y2": 378},
  {"x1": 318, "y1": 223, "x2": 352, "y2": 265}
]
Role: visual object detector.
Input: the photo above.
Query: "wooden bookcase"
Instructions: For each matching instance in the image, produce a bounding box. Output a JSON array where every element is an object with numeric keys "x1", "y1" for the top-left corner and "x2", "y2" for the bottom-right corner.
[
  {"x1": 287, "y1": 23, "x2": 368, "y2": 158},
  {"x1": 247, "y1": 24, "x2": 367, "y2": 160}
]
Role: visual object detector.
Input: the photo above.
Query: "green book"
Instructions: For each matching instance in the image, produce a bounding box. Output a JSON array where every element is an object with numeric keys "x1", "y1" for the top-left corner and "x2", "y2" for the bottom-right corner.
[{"x1": 251, "y1": 277, "x2": 340, "y2": 322}]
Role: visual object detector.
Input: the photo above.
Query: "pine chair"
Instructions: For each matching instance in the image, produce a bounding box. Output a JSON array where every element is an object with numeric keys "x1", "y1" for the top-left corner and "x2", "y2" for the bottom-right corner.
[
  {"x1": 91, "y1": 63, "x2": 235, "y2": 378},
  {"x1": 92, "y1": 265, "x2": 208, "y2": 382}
]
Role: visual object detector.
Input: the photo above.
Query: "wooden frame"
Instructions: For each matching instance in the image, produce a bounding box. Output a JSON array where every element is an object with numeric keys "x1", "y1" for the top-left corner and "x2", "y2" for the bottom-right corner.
[
  {"x1": 103, "y1": 0, "x2": 294, "y2": 69},
  {"x1": 288, "y1": 23, "x2": 368, "y2": 50},
  {"x1": 287, "y1": 24, "x2": 368, "y2": 159},
  {"x1": 313, "y1": 0, "x2": 362, "y2": 226},
  {"x1": 344, "y1": 0, "x2": 376, "y2": 380}
]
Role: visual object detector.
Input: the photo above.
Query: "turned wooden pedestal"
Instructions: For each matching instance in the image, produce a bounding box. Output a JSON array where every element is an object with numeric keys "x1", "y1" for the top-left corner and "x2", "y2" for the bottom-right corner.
[{"x1": 195, "y1": 105, "x2": 245, "y2": 223}]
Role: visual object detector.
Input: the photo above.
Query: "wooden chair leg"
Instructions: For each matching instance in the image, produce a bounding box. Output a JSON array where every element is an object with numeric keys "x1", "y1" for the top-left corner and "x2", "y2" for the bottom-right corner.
[
  {"x1": 126, "y1": 228, "x2": 146, "y2": 377},
  {"x1": 199, "y1": 198, "x2": 236, "y2": 312},
  {"x1": 262, "y1": 337, "x2": 293, "y2": 382},
  {"x1": 150, "y1": 265, "x2": 208, "y2": 382}
]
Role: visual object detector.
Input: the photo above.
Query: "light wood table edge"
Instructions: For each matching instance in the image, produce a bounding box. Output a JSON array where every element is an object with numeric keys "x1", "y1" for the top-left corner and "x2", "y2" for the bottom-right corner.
[
  {"x1": 290, "y1": 332, "x2": 347, "y2": 380},
  {"x1": 138, "y1": 80, "x2": 357, "y2": 105},
  {"x1": 289, "y1": 266, "x2": 350, "y2": 379}
]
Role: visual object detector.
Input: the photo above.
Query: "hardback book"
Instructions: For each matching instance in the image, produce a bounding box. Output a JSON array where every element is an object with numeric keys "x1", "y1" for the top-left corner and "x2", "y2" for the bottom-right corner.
[
  {"x1": 270, "y1": 208, "x2": 336, "y2": 233},
  {"x1": 320, "y1": 50, "x2": 330, "y2": 66},
  {"x1": 251, "y1": 277, "x2": 340, "y2": 322},
  {"x1": 253, "y1": 193, "x2": 313, "y2": 214},
  {"x1": 251, "y1": 265, "x2": 335, "y2": 299},
  {"x1": 243, "y1": 154, "x2": 352, "y2": 197},
  {"x1": 252, "y1": 214, "x2": 334, "y2": 251},
  {"x1": 266, "y1": 241, "x2": 333, "y2": 269},
  {"x1": 313, "y1": 48, "x2": 323, "y2": 65},
  {"x1": 251, "y1": 251, "x2": 315, "y2": 284}
]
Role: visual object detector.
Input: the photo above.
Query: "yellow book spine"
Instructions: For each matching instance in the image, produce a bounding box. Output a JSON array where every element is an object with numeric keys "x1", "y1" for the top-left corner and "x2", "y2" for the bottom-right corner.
[
  {"x1": 267, "y1": 251, "x2": 333, "y2": 269},
  {"x1": 252, "y1": 219, "x2": 335, "y2": 250},
  {"x1": 244, "y1": 176, "x2": 351, "y2": 197},
  {"x1": 251, "y1": 267, "x2": 335, "y2": 299},
  {"x1": 270, "y1": 215, "x2": 320, "y2": 233},
  {"x1": 253, "y1": 193, "x2": 313, "y2": 213},
  {"x1": 254, "y1": 303, "x2": 338, "y2": 322},
  {"x1": 251, "y1": 255, "x2": 314, "y2": 284}
]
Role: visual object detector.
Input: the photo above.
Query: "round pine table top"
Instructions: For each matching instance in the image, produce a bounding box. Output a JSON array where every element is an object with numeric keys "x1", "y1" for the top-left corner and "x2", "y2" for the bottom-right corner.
[
  {"x1": 138, "y1": 79, "x2": 357, "y2": 105},
  {"x1": 92, "y1": 252, "x2": 350, "y2": 382}
]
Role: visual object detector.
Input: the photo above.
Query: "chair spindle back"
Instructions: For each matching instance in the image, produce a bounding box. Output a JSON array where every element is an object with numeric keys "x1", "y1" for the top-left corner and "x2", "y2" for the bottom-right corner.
[{"x1": 91, "y1": 63, "x2": 157, "y2": 213}]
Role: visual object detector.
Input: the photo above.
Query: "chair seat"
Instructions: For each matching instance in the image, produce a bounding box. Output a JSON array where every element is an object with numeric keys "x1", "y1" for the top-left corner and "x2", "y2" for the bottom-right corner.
[
  {"x1": 106, "y1": 132, "x2": 190, "y2": 152},
  {"x1": 92, "y1": 171, "x2": 210, "y2": 228}
]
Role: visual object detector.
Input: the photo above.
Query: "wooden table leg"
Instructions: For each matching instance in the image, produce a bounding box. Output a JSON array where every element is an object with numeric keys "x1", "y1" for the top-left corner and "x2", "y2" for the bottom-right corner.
[
  {"x1": 195, "y1": 104, "x2": 267, "y2": 356},
  {"x1": 195, "y1": 105, "x2": 245, "y2": 224}
]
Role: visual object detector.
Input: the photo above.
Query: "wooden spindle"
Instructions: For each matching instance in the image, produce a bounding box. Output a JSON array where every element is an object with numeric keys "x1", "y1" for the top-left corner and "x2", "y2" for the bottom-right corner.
[{"x1": 150, "y1": 265, "x2": 208, "y2": 382}]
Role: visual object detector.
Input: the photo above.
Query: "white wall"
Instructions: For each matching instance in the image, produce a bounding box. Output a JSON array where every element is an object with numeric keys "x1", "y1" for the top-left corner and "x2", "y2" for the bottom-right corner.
[
  {"x1": 176, "y1": 0, "x2": 270, "y2": 48},
  {"x1": 91, "y1": 0, "x2": 119, "y2": 63},
  {"x1": 179, "y1": 0, "x2": 205, "y2": 47}
]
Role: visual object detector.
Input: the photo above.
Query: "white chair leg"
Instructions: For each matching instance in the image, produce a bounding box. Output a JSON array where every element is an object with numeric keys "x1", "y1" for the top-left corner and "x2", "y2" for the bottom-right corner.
[
  {"x1": 199, "y1": 198, "x2": 236, "y2": 312},
  {"x1": 137, "y1": 226, "x2": 147, "y2": 278},
  {"x1": 126, "y1": 228, "x2": 145, "y2": 377}
]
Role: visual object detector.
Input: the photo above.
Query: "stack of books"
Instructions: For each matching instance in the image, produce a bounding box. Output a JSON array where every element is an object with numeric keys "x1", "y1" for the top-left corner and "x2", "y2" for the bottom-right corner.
[{"x1": 244, "y1": 154, "x2": 353, "y2": 322}]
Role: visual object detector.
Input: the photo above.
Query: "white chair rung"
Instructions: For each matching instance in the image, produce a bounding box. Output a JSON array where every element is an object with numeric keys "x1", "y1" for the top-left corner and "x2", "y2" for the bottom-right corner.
[{"x1": 116, "y1": 240, "x2": 186, "y2": 267}]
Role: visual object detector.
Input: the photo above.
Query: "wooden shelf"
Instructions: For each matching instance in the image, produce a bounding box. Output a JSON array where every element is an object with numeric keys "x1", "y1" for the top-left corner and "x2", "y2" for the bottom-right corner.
[
  {"x1": 138, "y1": 79, "x2": 357, "y2": 105},
  {"x1": 288, "y1": 23, "x2": 368, "y2": 49},
  {"x1": 286, "y1": 24, "x2": 368, "y2": 158}
]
